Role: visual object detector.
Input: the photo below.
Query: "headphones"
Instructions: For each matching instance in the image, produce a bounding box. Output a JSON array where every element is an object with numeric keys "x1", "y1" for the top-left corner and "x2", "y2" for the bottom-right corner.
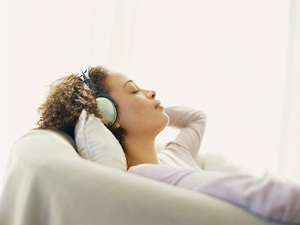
[{"x1": 80, "y1": 66, "x2": 118, "y2": 127}]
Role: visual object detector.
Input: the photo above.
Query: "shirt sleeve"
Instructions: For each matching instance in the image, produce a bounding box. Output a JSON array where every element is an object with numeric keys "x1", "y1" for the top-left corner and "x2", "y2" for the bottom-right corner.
[
  {"x1": 128, "y1": 164, "x2": 300, "y2": 224},
  {"x1": 164, "y1": 106, "x2": 207, "y2": 159}
]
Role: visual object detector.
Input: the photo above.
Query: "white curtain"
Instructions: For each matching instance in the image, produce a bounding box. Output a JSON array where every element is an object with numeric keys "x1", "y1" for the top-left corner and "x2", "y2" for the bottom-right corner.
[
  {"x1": 1, "y1": 0, "x2": 299, "y2": 185},
  {"x1": 278, "y1": 0, "x2": 300, "y2": 179}
]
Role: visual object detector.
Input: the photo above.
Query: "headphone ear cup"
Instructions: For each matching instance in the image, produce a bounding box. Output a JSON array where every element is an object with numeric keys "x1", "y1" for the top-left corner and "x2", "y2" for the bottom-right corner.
[{"x1": 96, "y1": 97, "x2": 117, "y2": 127}]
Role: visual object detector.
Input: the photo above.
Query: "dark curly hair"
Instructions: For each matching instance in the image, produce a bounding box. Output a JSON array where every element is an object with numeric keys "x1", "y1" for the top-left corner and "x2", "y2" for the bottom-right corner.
[{"x1": 36, "y1": 66, "x2": 126, "y2": 147}]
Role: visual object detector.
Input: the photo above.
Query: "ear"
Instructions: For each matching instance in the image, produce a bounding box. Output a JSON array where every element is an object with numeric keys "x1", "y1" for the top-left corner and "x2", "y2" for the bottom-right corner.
[{"x1": 114, "y1": 123, "x2": 121, "y2": 128}]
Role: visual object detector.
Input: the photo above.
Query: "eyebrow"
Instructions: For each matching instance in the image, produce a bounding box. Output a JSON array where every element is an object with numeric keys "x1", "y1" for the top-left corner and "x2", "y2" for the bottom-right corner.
[{"x1": 123, "y1": 80, "x2": 134, "y2": 87}]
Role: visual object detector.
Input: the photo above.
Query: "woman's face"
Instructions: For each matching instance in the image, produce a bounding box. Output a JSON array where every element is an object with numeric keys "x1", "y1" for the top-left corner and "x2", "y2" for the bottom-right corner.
[{"x1": 106, "y1": 72, "x2": 169, "y2": 138}]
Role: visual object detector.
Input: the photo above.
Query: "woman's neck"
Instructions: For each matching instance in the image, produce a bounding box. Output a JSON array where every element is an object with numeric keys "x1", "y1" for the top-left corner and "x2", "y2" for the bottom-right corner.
[{"x1": 123, "y1": 136, "x2": 159, "y2": 169}]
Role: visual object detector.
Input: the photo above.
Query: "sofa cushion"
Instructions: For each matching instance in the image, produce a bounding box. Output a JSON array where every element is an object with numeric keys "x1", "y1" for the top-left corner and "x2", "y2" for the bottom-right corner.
[{"x1": 74, "y1": 110, "x2": 127, "y2": 171}]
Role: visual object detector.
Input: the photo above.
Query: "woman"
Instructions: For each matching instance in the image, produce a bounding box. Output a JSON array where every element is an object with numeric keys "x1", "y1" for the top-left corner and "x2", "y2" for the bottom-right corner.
[
  {"x1": 37, "y1": 65, "x2": 206, "y2": 169},
  {"x1": 37, "y1": 65, "x2": 300, "y2": 224}
]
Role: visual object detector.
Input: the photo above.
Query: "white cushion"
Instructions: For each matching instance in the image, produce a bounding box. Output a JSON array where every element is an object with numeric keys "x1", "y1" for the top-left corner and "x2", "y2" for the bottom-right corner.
[{"x1": 74, "y1": 110, "x2": 127, "y2": 171}]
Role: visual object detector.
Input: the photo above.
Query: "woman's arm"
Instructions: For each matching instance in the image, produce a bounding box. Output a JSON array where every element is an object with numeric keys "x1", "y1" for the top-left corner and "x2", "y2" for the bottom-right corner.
[
  {"x1": 129, "y1": 164, "x2": 300, "y2": 224},
  {"x1": 164, "y1": 106, "x2": 207, "y2": 158}
]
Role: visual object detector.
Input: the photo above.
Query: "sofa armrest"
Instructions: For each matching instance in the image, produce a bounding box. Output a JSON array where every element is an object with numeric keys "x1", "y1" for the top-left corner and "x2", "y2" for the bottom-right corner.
[{"x1": 0, "y1": 130, "x2": 281, "y2": 225}]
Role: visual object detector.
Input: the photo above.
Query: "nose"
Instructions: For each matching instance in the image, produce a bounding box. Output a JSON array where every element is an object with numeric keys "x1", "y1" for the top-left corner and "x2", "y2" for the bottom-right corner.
[{"x1": 147, "y1": 90, "x2": 156, "y2": 99}]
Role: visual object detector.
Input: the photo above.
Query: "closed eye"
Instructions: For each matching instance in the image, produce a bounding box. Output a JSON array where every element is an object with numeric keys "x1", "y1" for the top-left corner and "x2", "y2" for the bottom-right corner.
[{"x1": 132, "y1": 90, "x2": 140, "y2": 94}]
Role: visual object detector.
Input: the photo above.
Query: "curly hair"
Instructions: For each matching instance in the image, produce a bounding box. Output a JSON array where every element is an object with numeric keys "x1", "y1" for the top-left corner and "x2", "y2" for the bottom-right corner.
[{"x1": 36, "y1": 66, "x2": 127, "y2": 147}]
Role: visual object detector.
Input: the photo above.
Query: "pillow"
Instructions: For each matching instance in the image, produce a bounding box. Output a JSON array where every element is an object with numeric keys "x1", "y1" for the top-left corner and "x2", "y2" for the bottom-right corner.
[{"x1": 74, "y1": 110, "x2": 127, "y2": 171}]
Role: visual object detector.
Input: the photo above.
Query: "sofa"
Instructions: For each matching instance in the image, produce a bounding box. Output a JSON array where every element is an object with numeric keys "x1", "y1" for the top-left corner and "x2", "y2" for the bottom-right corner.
[{"x1": 0, "y1": 129, "x2": 283, "y2": 225}]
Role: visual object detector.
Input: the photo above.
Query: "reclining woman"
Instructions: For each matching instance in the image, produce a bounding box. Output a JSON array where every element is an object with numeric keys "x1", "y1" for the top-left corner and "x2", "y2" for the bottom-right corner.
[{"x1": 36, "y1": 66, "x2": 300, "y2": 224}]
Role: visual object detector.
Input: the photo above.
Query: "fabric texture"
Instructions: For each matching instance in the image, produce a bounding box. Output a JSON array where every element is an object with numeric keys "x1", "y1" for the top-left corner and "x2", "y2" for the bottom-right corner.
[{"x1": 74, "y1": 110, "x2": 127, "y2": 171}]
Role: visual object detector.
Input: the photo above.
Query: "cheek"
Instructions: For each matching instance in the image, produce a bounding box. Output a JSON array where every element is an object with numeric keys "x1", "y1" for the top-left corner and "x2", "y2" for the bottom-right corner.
[{"x1": 117, "y1": 100, "x2": 149, "y2": 128}]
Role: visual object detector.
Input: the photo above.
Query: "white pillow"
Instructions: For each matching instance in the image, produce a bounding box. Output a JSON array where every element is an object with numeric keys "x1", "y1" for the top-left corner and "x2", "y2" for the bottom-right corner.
[{"x1": 74, "y1": 110, "x2": 127, "y2": 171}]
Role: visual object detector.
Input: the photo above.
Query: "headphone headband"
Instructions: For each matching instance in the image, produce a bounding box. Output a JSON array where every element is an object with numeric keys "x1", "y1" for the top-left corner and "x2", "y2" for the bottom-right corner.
[{"x1": 80, "y1": 66, "x2": 98, "y2": 94}]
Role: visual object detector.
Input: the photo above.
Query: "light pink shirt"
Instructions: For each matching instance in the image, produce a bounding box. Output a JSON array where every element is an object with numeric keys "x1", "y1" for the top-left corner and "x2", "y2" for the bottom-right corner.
[
  {"x1": 128, "y1": 106, "x2": 300, "y2": 224},
  {"x1": 158, "y1": 106, "x2": 207, "y2": 169}
]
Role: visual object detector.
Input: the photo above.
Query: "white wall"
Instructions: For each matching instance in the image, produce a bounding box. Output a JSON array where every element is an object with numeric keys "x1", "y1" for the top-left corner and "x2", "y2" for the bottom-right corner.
[
  {"x1": 130, "y1": 0, "x2": 289, "y2": 172},
  {"x1": 0, "y1": 0, "x2": 295, "y2": 186}
]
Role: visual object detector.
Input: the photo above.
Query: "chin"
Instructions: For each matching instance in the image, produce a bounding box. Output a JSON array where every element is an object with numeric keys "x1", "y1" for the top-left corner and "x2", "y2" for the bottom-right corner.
[
  {"x1": 156, "y1": 113, "x2": 170, "y2": 134},
  {"x1": 164, "y1": 113, "x2": 170, "y2": 127}
]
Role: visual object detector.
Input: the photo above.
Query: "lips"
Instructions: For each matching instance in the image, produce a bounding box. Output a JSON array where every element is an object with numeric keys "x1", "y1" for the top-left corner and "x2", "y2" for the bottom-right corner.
[{"x1": 155, "y1": 100, "x2": 163, "y2": 109}]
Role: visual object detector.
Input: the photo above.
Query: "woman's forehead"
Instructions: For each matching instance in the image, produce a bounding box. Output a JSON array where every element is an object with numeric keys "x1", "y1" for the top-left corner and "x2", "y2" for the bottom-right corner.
[{"x1": 107, "y1": 72, "x2": 132, "y2": 88}]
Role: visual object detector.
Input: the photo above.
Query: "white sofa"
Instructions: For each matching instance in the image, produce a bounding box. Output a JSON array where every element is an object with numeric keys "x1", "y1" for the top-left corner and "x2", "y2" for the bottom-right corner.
[{"x1": 0, "y1": 129, "x2": 282, "y2": 225}]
